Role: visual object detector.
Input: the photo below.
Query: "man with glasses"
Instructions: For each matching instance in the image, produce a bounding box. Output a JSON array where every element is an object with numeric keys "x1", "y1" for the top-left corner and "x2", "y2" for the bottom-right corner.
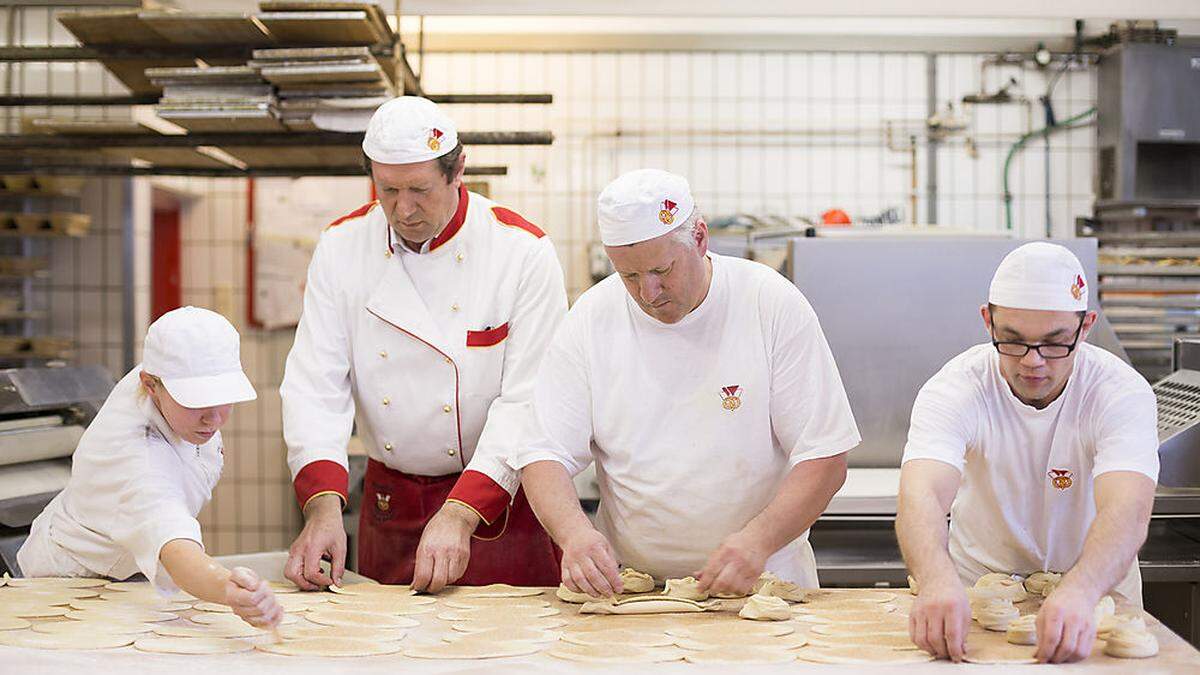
[{"x1": 896, "y1": 242, "x2": 1159, "y2": 664}]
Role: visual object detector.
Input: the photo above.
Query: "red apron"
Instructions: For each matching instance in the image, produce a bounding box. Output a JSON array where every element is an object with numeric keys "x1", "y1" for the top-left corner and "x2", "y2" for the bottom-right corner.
[{"x1": 358, "y1": 459, "x2": 561, "y2": 585}]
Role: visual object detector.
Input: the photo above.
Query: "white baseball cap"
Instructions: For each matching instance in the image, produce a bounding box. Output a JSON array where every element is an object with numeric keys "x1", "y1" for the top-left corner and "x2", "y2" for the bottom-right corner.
[
  {"x1": 989, "y1": 242, "x2": 1088, "y2": 312},
  {"x1": 362, "y1": 96, "x2": 458, "y2": 165},
  {"x1": 142, "y1": 306, "x2": 257, "y2": 409},
  {"x1": 597, "y1": 169, "x2": 696, "y2": 246}
]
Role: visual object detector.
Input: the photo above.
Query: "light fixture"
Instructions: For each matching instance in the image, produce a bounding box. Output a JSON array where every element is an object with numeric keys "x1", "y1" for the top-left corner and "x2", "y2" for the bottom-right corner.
[{"x1": 1034, "y1": 42, "x2": 1052, "y2": 67}]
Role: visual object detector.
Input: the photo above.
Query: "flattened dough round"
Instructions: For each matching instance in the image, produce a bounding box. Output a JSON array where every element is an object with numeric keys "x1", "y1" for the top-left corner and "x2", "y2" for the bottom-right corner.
[
  {"x1": 331, "y1": 594, "x2": 437, "y2": 608},
  {"x1": 0, "y1": 630, "x2": 134, "y2": 650},
  {"x1": 9, "y1": 577, "x2": 107, "y2": 589},
  {"x1": 305, "y1": 609, "x2": 420, "y2": 629},
  {"x1": 153, "y1": 624, "x2": 265, "y2": 639},
  {"x1": 547, "y1": 643, "x2": 682, "y2": 664},
  {"x1": 450, "y1": 618, "x2": 567, "y2": 633},
  {"x1": 33, "y1": 620, "x2": 153, "y2": 635},
  {"x1": 194, "y1": 594, "x2": 327, "y2": 614},
  {"x1": 451, "y1": 584, "x2": 543, "y2": 599},
  {"x1": 808, "y1": 633, "x2": 919, "y2": 650},
  {"x1": 328, "y1": 583, "x2": 414, "y2": 596},
  {"x1": 321, "y1": 600, "x2": 433, "y2": 615},
  {"x1": 267, "y1": 581, "x2": 300, "y2": 594},
  {"x1": 437, "y1": 606, "x2": 558, "y2": 622},
  {"x1": 71, "y1": 598, "x2": 190, "y2": 613},
  {"x1": 404, "y1": 639, "x2": 543, "y2": 659},
  {"x1": 798, "y1": 645, "x2": 935, "y2": 664},
  {"x1": 1, "y1": 588, "x2": 98, "y2": 602},
  {"x1": 134, "y1": 636, "x2": 254, "y2": 654},
  {"x1": 258, "y1": 637, "x2": 403, "y2": 657},
  {"x1": 444, "y1": 627, "x2": 560, "y2": 644},
  {"x1": 278, "y1": 624, "x2": 407, "y2": 642},
  {"x1": 562, "y1": 628, "x2": 674, "y2": 648},
  {"x1": 65, "y1": 608, "x2": 175, "y2": 623},
  {"x1": 683, "y1": 646, "x2": 797, "y2": 664},
  {"x1": 3, "y1": 605, "x2": 70, "y2": 618},
  {"x1": 963, "y1": 641, "x2": 1038, "y2": 664},
  {"x1": 674, "y1": 633, "x2": 808, "y2": 651},
  {"x1": 0, "y1": 616, "x2": 32, "y2": 630},
  {"x1": 667, "y1": 622, "x2": 794, "y2": 639},
  {"x1": 809, "y1": 623, "x2": 908, "y2": 637},
  {"x1": 190, "y1": 612, "x2": 299, "y2": 628},
  {"x1": 802, "y1": 589, "x2": 897, "y2": 604}
]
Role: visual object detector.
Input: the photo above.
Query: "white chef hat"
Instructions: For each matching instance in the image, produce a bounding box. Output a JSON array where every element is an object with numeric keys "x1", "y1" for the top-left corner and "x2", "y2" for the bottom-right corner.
[
  {"x1": 989, "y1": 242, "x2": 1088, "y2": 312},
  {"x1": 142, "y1": 306, "x2": 257, "y2": 409},
  {"x1": 362, "y1": 96, "x2": 458, "y2": 165},
  {"x1": 597, "y1": 169, "x2": 696, "y2": 246}
]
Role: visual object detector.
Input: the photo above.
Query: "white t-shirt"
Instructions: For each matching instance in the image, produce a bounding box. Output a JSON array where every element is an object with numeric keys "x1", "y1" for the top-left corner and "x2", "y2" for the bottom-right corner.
[
  {"x1": 902, "y1": 342, "x2": 1159, "y2": 603},
  {"x1": 510, "y1": 253, "x2": 861, "y2": 585},
  {"x1": 17, "y1": 367, "x2": 223, "y2": 592}
]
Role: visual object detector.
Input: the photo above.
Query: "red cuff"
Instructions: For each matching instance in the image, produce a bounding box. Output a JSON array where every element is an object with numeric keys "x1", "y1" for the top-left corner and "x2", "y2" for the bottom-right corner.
[
  {"x1": 446, "y1": 470, "x2": 511, "y2": 525},
  {"x1": 293, "y1": 460, "x2": 349, "y2": 512}
]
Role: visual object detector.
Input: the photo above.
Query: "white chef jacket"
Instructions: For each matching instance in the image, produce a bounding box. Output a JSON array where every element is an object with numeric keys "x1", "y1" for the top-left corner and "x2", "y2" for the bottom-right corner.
[
  {"x1": 509, "y1": 253, "x2": 861, "y2": 584},
  {"x1": 902, "y1": 342, "x2": 1160, "y2": 605},
  {"x1": 281, "y1": 187, "x2": 567, "y2": 521},
  {"x1": 17, "y1": 367, "x2": 223, "y2": 592}
]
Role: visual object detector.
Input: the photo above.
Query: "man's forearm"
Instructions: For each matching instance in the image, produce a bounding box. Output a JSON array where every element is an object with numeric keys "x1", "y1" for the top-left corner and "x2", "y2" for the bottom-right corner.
[
  {"x1": 520, "y1": 460, "x2": 593, "y2": 545},
  {"x1": 741, "y1": 454, "x2": 847, "y2": 554},
  {"x1": 897, "y1": 488, "x2": 960, "y2": 585},
  {"x1": 1062, "y1": 500, "x2": 1151, "y2": 599}
]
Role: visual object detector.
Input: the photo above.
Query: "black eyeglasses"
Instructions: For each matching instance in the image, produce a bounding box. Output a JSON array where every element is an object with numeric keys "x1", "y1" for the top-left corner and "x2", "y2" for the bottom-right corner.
[{"x1": 991, "y1": 315, "x2": 1085, "y2": 360}]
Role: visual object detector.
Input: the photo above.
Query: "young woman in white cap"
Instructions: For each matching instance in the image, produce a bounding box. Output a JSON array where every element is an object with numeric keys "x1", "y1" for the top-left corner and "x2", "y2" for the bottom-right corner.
[
  {"x1": 896, "y1": 242, "x2": 1158, "y2": 664},
  {"x1": 17, "y1": 306, "x2": 283, "y2": 628}
]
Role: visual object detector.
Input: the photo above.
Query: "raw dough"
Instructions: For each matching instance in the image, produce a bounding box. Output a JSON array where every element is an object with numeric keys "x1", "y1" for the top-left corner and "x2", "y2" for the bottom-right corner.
[
  {"x1": 809, "y1": 623, "x2": 908, "y2": 637},
  {"x1": 404, "y1": 639, "x2": 544, "y2": 659},
  {"x1": 1094, "y1": 595, "x2": 1116, "y2": 622},
  {"x1": 794, "y1": 603, "x2": 898, "y2": 619},
  {"x1": 1098, "y1": 613, "x2": 1146, "y2": 639},
  {"x1": 684, "y1": 646, "x2": 797, "y2": 664},
  {"x1": 1023, "y1": 571, "x2": 1061, "y2": 595},
  {"x1": 445, "y1": 627, "x2": 560, "y2": 643},
  {"x1": 663, "y1": 576, "x2": 709, "y2": 601},
  {"x1": 134, "y1": 636, "x2": 254, "y2": 654},
  {"x1": 674, "y1": 634, "x2": 808, "y2": 651},
  {"x1": 562, "y1": 629, "x2": 675, "y2": 648},
  {"x1": 963, "y1": 641, "x2": 1038, "y2": 664},
  {"x1": 907, "y1": 575, "x2": 919, "y2": 595},
  {"x1": 1, "y1": 588, "x2": 98, "y2": 602},
  {"x1": 752, "y1": 572, "x2": 779, "y2": 593},
  {"x1": 191, "y1": 612, "x2": 300, "y2": 628},
  {"x1": 973, "y1": 598, "x2": 1020, "y2": 631},
  {"x1": 797, "y1": 646, "x2": 934, "y2": 664},
  {"x1": 65, "y1": 608, "x2": 175, "y2": 623},
  {"x1": 267, "y1": 581, "x2": 300, "y2": 593},
  {"x1": 194, "y1": 594, "x2": 328, "y2": 614},
  {"x1": 71, "y1": 598, "x2": 190, "y2": 613},
  {"x1": 555, "y1": 584, "x2": 601, "y2": 604},
  {"x1": 0, "y1": 616, "x2": 31, "y2": 631},
  {"x1": 547, "y1": 643, "x2": 682, "y2": 664},
  {"x1": 328, "y1": 583, "x2": 414, "y2": 596},
  {"x1": 102, "y1": 581, "x2": 155, "y2": 592},
  {"x1": 738, "y1": 594, "x2": 792, "y2": 621},
  {"x1": 3, "y1": 605, "x2": 70, "y2": 618},
  {"x1": 324, "y1": 600, "x2": 433, "y2": 616},
  {"x1": 9, "y1": 577, "x2": 107, "y2": 589},
  {"x1": 620, "y1": 568, "x2": 656, "y2": 593},
  {"x1": 437, "y1": 606, "x2": 559, "y2": 622},
  {"x1": 96, "y1": 591, "x2": 189, "y2": 606},
  {"x1": 667, "y1": 623, "x2": 795, "y2": 639},
  {"x1": 452, "y1": 584, "x2": 543, "y2": 598},
  {"x1": 581, "y1": 596, "x2": 709, "y2": 615},
  {"x1": 808, "y1": 633, "x2": 919, "y2": 650},
  {"x1": 756, "y1": 579, "x2": 808, "y2": 603},
  {"x1": 976, "y1": 572, "x2": 1019, "y2": 587},
  {"x1": 801, "y1": 589, "x2": 897, "y2": 604},
  {"x1": 305, "y1": 608, "x2": 420, "y2": 629},
  {"x1": 0, "y1": 630, "x2": 134, "y2": 650},
  {"x1": 1103, "y1": 626, "x2": 1159, "y2": 659},
  {"x1": 442, "y1": 596, "x2": 545, "y2": 609},
  {"x1": 154, "y1": 624, "x2": 265, "y2": 639},
  {"x1": 797, "y1": 598, "x2": 894, "y2": 612},
  {"x1": 972, "y1": 574, "x2": 1028, "y2": 603},
  {"x1": 278, "y1": 624, "x2": 408, "y2": 642},
  {"x1": 1005, "y1": 613, "x2": 1038, "y2": 645},
  {"x1": 331, "y1": 593, "x2": 436, "y2": 607},
  {"x1": 258, "y1": 637, "x2": 403, "y2": 657},
  {"x1": 450, "y1": 618, "x2": 567, "y2": 633},
  {"x1": 32, "y1": 620, "x2": 153, "y2": 635}
]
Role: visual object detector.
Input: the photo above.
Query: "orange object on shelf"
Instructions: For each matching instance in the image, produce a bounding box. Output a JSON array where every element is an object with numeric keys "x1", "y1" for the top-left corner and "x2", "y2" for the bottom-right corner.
[{"x1": 821, "y1": 208, "x2": 852, "y2": 226}]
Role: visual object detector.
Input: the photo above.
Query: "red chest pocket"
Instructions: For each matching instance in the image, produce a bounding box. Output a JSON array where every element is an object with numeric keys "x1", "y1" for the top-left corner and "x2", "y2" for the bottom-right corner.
[{"x1": 466, "y1": 322, "x2": 509, "y2": 347}]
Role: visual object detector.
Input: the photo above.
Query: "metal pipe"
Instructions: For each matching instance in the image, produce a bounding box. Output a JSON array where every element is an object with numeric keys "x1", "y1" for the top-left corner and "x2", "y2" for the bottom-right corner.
[
  {"x1": 0, "y1": 130, "x2": 553, "y2": 148},
  {"x1": 0, "y1": 164, "x2": 507, "y2": 177},
  {"x1": 925, "y1": 52, "x2": 937, "y2": 225},
  {"x1": 0, "y1": 93, "x2": 551, "y2": 106}
]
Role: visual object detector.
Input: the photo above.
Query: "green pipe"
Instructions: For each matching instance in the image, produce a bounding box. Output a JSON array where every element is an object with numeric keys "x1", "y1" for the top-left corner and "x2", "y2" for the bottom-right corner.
[{"x1": 1002, "y1": 106, "x2": 1097, "y2": 232}]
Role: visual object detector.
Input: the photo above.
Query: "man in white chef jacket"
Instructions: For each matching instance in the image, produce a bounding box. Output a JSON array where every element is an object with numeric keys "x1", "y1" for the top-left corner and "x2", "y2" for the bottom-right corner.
[
  {"x1": 510, "y1": 169, "x2": 861, "y2": 598},
  {"x1": 897, "y1": 242, "x2": 1159, "y2": 664},
  {"x1": 281, "y1": 96, "x2": 566, "y2": 591}
]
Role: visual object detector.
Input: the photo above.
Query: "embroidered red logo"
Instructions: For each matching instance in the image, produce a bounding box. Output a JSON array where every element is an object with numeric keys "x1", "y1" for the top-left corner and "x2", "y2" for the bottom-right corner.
[
  {"x1": 1048, "y1": 469, "x2": 1073, "y2": 490},
  {"x1": 427, "y1": 128, "x2": 444, "y2": 151},
  {"x1": 1070, "y1": 274, "x2": 1085, "y2": 301},
  {"x1": 720, "y1": 385, "x2": 743, "y2": 411},
  {"x1": 658, "y1": 199, "x2": 679, "y2": 225},
  {"x1": 375, "y1": 492, "x2": 391, "y2": 512}
]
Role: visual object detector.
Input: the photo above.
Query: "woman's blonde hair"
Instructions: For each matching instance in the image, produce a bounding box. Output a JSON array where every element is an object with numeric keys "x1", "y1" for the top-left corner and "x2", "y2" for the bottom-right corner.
[{"x1": 137, "y1": 373, "x2": 163, "y2": 401}]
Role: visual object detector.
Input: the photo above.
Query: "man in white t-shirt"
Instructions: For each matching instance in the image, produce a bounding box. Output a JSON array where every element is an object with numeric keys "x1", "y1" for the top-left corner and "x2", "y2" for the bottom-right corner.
[
  {"x1": 508, "y1": 169, "x2": 861, "y2": 598},
  {"x1": 897, "y1": 242, "x2": 1159, "y2": 664}
]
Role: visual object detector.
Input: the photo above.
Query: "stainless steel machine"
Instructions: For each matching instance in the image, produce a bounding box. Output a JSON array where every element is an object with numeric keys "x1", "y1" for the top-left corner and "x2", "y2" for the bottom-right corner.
[
  {"x1": 0, "y1": 365, "x2": 113, "y2": 575},
  {"x1": 783, "y1": 236, "x2": 1200, "y2": 646}
]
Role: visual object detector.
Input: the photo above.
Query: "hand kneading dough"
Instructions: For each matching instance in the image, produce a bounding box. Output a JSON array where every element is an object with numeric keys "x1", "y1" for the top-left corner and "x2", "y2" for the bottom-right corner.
[
  {"x1": 684, "y1": 647, "x2": 797, "y2": 664},
  {"x1": 738, "y1": 594, "x2": 792, "y2": 621},
  {"x1": 258, "y1": 637, "x2": 403, "y2": 657},
  {"x1": 580, "y1": 596, "x2": 709, "y2": 615},
  {"x1": 619, "y1": 568, "x2": 656, "y2": 593},
  {"x1": 404, "y1": 639, "x2": 544, "y2": 659},
  {"x1": 547, "y1": 643, "x2": 683, "y2": 664},
  {"x1": 0, "y1": 630, "x2": 134, "y2": 650},
  {"x1": 1103, "y1": 626, "x2": 1159, "y2": 659},
  {"x1": 1005, "y1": 614, "x2": 1038, "y2": 645},
  {"x1": 134, "y1": 636, "x2": 254, "y2": 655},
  {"x1": 973, "y1": 598, "x2": 1020, "y2": 631},
  {"x1": 797, "y1": 646, "x2": 934, "y2": 664},
  {"x1": 663, "y1": 576, "x2": 709, "y2": 601},
  {"x1": 1023, "y1": 571, "x2": 1061, "y2": 595}
]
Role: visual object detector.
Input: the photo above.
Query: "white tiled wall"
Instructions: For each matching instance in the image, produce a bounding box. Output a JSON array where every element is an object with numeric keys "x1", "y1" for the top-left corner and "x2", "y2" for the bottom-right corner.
[{"x1": 6, "y1": 4, "x2": 1100, "y2": 555}]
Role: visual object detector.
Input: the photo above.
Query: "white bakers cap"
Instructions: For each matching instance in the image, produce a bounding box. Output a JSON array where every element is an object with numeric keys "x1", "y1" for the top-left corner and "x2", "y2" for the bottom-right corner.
[
  {"x1": 362, "y1": 96, "x2": 458, "y2": 165},
  {"x1": 597, "y1": 169, "x2": 696, "y2": 246},
  {"x1": 989, "y1": 242, "x2": 1088, "y2": 312},
  {"x1": 142, "y1": 306, "x2": 257, "y2": 409}
]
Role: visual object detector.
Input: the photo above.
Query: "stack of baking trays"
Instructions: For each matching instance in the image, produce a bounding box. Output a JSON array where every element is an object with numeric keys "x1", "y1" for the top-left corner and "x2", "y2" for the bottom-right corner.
[
  {"x1": 248, "y1": 46, "x2": 394, "y2": 131},
  {"x1": 146, "y1": 66, "x2": 282, "y2": 133}
]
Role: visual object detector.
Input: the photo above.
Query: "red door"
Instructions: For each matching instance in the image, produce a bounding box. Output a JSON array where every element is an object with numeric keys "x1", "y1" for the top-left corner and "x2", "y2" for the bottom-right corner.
[{"x1": 151, "y1": 198, "x2": 182, "y2": 322}]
